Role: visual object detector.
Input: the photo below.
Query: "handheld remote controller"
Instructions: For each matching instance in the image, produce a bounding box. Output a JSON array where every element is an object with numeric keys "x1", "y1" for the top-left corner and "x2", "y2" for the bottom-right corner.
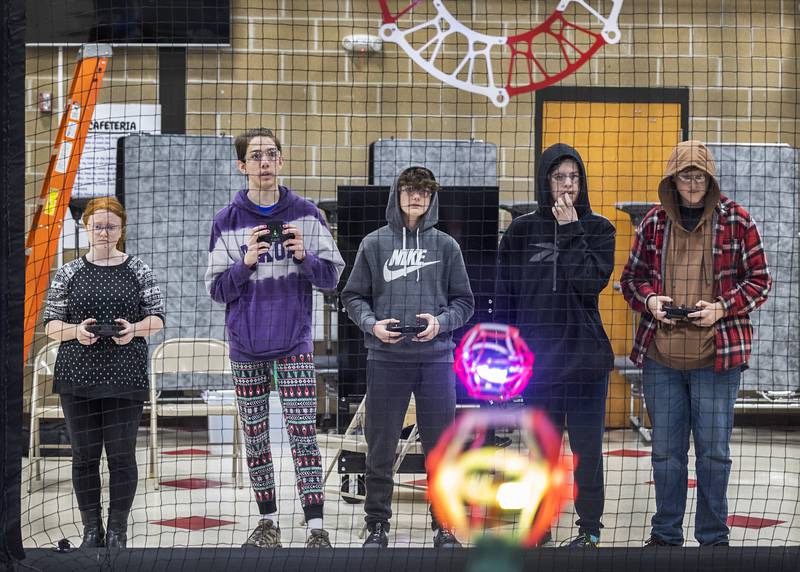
[
  {"x1": 257, "y1": 221, "x2": 295, "y2": 244},
  {"x1": 662, "y1": 305, "x2": 698, "y2": 321},
  {"x1": 386, "y1": 324, "x2": 427, "y2": 336},
  {"x1": 86, "y1": 323, "x2": 125, "y2": 338}
]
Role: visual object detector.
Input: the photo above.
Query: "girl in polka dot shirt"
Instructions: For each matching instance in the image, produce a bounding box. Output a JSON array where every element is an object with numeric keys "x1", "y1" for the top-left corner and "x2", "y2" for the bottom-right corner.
[{"x1": 43, "y1": 197, "x2": 164, "y2": 549}]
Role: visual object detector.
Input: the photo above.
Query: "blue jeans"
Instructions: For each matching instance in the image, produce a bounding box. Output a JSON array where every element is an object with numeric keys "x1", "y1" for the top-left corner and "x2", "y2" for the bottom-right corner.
[{"x1": 642, "y1": 358, "x2": 740, "y2": 546}]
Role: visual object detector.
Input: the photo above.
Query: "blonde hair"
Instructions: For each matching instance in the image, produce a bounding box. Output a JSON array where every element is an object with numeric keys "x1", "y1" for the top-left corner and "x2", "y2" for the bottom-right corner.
[{"x1": 82, "y1": 197, "x2": 127, "y2": 251}]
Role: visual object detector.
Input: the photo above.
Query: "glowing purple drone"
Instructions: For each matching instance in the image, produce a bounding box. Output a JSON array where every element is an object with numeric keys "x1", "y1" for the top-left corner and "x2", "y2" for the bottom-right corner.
[{"x1": 454, "y1": 323, "x2": 534, "y2": 402}]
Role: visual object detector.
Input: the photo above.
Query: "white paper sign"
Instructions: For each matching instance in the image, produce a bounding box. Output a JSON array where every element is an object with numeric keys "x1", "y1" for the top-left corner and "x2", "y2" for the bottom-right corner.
[{"x1": 73, "y1": 103, "x2": 160, "y2": 199}]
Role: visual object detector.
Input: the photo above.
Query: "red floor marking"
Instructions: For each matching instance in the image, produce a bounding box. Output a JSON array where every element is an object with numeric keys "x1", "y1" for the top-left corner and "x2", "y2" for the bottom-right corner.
[
  {"x1": 153, "y1": 516, "x2": 236, "y2": 530},
  {"x1": 604, "y1": 449, "x2": 650, "y2": 457},
  {"x1": 162, "y1": 448, "x2": 211, "y2": 456},
  {"x1": 159, "y1": 477, "x2": 226, "y2": 489},
  {"x1": 480, "y1": 515, "x2": 518, "y2": 529},
  {"x1": 727, "y1": 515, "x2": 785, "y2": 529},
  {"x1": 645, "y1": 479, "x2": 696, "y2": 488}
]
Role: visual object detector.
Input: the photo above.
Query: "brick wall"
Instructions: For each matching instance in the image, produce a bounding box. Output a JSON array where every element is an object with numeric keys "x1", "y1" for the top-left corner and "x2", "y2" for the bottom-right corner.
[
  {"x1": 21, "y1": 1, "x2": 798, "y2": 414},
  {"x1": 25, "y1": 0, "x2": 797, "y2": 213}
]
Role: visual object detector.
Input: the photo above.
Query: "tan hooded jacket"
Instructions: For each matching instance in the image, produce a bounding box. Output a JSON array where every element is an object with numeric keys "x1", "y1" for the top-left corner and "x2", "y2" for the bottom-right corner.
[{"x1": 649, "y1": 140, "x2": 721, "y2": 370}]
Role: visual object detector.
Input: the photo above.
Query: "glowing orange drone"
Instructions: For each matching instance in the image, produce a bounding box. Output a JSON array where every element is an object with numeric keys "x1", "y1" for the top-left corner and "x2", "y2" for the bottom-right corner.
[
  {"x1": 378, "y1": 0, "x2": 624, "y2": 107},
  {"x1": 428, "y1": 409, "x2": 572, "y2": 547}
]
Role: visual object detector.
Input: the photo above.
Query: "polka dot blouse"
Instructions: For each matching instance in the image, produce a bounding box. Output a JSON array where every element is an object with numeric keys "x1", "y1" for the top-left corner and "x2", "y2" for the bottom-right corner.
[{"x1": 43, "y1": 255, "x2": 166, "y2": 402}]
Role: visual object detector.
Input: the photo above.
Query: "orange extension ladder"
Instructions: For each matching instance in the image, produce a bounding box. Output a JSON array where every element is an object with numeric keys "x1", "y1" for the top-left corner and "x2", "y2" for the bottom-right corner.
[{"x1": 23, "y1": 44, "x2": 112, "y2": 363}]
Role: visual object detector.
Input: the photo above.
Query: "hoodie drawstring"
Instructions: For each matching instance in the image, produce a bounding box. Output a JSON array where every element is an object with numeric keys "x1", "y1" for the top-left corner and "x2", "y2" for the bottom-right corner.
[
  {"x1": 552, "y1": 221, "x2": 559, "y2": 292},
  {"x1": 416, "y1": 227, "x2": 421, "y2": 282}
]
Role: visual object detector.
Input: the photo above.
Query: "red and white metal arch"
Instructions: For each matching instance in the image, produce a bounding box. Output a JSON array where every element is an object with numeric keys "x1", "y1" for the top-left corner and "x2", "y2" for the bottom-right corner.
[{"x1": 378, "y1": 0, "x2": 624, "y2": 107}]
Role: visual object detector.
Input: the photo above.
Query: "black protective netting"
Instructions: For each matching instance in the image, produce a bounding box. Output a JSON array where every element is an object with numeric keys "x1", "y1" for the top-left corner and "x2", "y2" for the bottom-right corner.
[{"x1": 8, "y1": 0, "x2": 799, "y2": 569}]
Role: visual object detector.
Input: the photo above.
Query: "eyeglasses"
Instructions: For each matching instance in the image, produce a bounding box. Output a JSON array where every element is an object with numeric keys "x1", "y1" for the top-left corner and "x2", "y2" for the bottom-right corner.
[
  {"x1": 550, "y1": 172, "x2": 581, "y2": 184},
  {"x1": 246, "y1": 149, "x2": 281, "y2": 163},
  {"x1": 89, "y1": 224, "x2": 122, "y2": 233},
  {"x1": 676, "y1": 172, "x2": 708, "y2": 184},
  {"x1": 400, "y1": 186, "x2": 435, "y2": 198}
]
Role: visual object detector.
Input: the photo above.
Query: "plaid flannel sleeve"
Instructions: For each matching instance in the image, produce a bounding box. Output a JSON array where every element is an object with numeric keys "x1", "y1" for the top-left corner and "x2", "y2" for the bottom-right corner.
[
  {"x1": 717, "y1": 215, "x2": 772, "y2": 317},
  {"x1": 620, "y1": 219, "x2": 657, "y2": 315}
]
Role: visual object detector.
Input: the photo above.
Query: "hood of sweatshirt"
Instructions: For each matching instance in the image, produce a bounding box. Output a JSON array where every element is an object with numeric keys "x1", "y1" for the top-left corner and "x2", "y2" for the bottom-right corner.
[
  {"x1": 535, "y1": 143, "x2": 593, "y2": 219},
  {"x1": 532, "y1": 143, "x2": 594, "y2": 292},
  {"x1": 386, "y1": 169, "x2": 440, "y2": 231},
  {"x1": 657, "y1": 140, "x2": 721, "y2": 228},
  {"x1": 233, "y1": 186, "x2": 292, "y2": 217}
]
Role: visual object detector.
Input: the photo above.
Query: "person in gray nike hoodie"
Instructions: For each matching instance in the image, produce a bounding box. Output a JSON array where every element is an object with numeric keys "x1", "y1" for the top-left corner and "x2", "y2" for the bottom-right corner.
[{"x1": 341, "y1": 166, "x2": 474, "y2": 548}]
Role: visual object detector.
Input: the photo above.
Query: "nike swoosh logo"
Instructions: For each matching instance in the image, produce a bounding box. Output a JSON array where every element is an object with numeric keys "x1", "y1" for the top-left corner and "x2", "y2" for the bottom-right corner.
[{"x1": 383, "y1": 260, "x2": 440, "y2": 282}]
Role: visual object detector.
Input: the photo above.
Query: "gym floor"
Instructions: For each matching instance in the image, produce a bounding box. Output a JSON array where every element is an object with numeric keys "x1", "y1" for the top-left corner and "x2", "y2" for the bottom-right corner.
[{"x1": 21, "y1": 423, "x2": 800, "y2": 550}]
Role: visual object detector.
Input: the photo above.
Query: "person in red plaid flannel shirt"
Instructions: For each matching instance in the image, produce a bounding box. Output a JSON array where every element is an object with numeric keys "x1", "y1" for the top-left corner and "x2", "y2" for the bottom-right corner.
[{"x1": 621, "y1": 140, "x2": 771, "y2": 548}]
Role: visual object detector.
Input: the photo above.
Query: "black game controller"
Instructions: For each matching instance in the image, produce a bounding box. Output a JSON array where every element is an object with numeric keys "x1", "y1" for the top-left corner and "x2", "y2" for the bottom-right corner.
[
  {"x1": 386, "y1": 324, "x2": 427, "y2": 336},
  {"x1": 257, "y1": 221, "x2": 295, "y2": 244},
  {"x1": 662, "y1": 305, "x2": 699, "y2": 321},
  {"x1": 86, "y1": 323, "x2": 125, "y2": 338}
]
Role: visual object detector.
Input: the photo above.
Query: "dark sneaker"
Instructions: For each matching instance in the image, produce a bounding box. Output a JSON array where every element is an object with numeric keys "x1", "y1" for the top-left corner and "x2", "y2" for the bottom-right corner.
[
  {"x1": 306, "y1": 528, "x2": 332, "y2": 548},
  {"x1": 242, "y1": 519, "x2": 282, "y2": 548},
  {"x1": 644, "y1": 535, "x2": 679, "y2": 547},
  {"x1": 494, "y1": 436, "x2": 513, "y2": 448},
  {"x1": 563, "y1": 532, "x2": 600, "y2": 548},
  {"x1": 433, "y1": 527, "x2": 462, "y2": 548},
  {"x1": 363, "y1": 522, "x2": 389, "y2": 548},
  {"x1": 701, "y1": 540, "x2": 729, "y2": 547},
  {"x1": 534, "y1": 531, "x2": 554, "y2": 547}
]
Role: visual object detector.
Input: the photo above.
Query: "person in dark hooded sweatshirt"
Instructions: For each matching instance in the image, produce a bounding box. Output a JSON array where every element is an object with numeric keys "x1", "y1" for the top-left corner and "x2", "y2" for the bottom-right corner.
[
  {"x1": 495, "y1": 143, "x2": 616, "y2": 548},
  {"x1": 341, "y1": 166, "x2": 474, "y2": 549},
  {"x1": 621, "y1": 141, "x2": 771, "y2": 547}
]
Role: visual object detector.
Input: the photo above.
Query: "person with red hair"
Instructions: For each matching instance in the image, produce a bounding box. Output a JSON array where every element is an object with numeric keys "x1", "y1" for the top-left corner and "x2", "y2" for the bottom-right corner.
[{"x1": 44, "y1": 196, "x2": 165, "y2": 549}]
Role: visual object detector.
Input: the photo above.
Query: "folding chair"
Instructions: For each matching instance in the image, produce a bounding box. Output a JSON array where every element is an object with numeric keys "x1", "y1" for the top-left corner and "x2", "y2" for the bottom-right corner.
[
  {"x1": 148, "y1": 337, "x2": 244, "y2": 488},
  {"x1": 27, "y1": 340, "x2": 69, "y2": 491}
]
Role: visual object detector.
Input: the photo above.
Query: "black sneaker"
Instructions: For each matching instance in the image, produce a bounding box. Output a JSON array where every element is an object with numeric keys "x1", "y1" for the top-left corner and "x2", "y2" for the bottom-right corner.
[
  {"x1": 493, "y1": 436, "x2": 513, "y2": 448},
  {"x1": 534, "y1": 531, "x2": 554, "y2": 547},
  {"x1": 242, "y1": 519, "x2": 282, "y2": 548},
  {"x1": 363, "y1": 522, "x2": 389, "y2": 548},
  {"x1": 644, "y1": 535, "x2": 680, "y2": 547},
  {"x1": 433, "y1": 527, "x2": 462, "y2": 548}
]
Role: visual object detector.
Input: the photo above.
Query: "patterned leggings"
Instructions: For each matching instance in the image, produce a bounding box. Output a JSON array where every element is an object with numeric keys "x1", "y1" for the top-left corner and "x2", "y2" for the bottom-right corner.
[{"x1": 231, "y1": 353, "x2": 324, "y2": 521}]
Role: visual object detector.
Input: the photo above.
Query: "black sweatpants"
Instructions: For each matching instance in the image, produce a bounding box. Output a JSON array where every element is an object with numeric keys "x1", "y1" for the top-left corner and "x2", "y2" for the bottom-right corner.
[
  {"x1": 527, "y1": 374, "x2": 609, "y2": 536},
  {"x1": 60, "y1": 395, "x2": 144, "y2": 513},
  {"x1": 363, "y1": 360, "x2": 456, "y2": 529}
]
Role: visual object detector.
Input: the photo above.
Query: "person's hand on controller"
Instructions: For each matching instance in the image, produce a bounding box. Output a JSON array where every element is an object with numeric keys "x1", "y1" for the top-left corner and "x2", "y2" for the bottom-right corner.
[
  {"x1": 688, "y1": 299, "x2": 725, "y2": 327},
  {"x1": 646, "y1": 295, "x2": 676, "y2": 326},
  {"x1": 245, "y1": 225, "x2": 272, "y2": 267},
  {"x1": 112, "y1": 318, "x2": 135, "y2": 345},
  {"x1": 282, "y1": 223, "x2": 305, "y2": 261},
  {"x1": 77, "y1": 318, "x2": 99, "y2": 345},
  {"x1": 413, "y1": 313, "x2": 440, "y2": 342},
  {"x1": 373, "y1": 318, "x2": 403, "y2": 344}
]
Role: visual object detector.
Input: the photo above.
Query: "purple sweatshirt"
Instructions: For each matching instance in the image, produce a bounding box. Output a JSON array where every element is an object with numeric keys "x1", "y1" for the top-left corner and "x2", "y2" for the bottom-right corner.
[{"x1": 205, "y1": 186, "x2": 344, "y2": 362}]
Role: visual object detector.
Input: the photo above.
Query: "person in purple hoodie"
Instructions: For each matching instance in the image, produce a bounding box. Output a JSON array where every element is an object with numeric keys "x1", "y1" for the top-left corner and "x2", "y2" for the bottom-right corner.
[{"x1": 205, "y1": 128, "x2": 344, "y2": 549}]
